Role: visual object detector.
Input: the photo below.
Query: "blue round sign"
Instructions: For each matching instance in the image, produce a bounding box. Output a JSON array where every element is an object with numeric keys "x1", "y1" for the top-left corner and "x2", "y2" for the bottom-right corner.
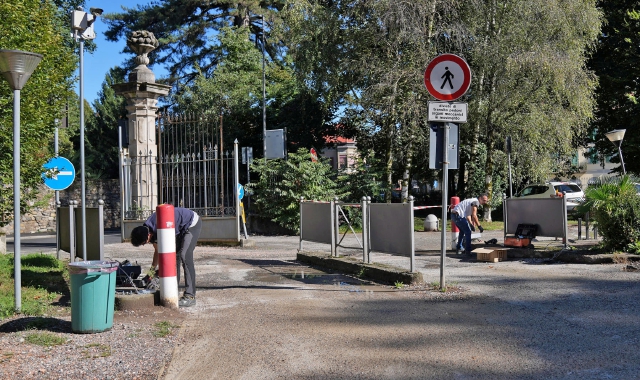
[
  {"x1": 238, "y1": 183, "x2": 244, "y2": 200},
  {"x1": 42, "y1": 157, "x2": 76, "y2": 190}
]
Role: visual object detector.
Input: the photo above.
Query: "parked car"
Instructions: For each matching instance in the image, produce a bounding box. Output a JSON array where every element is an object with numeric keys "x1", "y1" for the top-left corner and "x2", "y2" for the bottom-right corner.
[{"x1": 516, "y1": 182, "x2": 584, "y2": 211}]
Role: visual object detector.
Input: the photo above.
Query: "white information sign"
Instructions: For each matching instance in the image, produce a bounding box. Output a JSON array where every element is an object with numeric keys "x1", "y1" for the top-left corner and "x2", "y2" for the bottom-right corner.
[{"x1": 428, "y1": 101, "x2": 468, "y2": 123}]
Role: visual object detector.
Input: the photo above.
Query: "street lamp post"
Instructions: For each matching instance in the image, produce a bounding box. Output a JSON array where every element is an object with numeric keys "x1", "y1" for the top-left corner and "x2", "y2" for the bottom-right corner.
[
  {"x1": 605, "y1": 129, "x2": 626, "y2": 175},
  {"x1": 0, "y1": 49, "x2": 43, "y2": 312},
  {"x1": 71, "y1": 6, "x2": 102, "y2": 261}
]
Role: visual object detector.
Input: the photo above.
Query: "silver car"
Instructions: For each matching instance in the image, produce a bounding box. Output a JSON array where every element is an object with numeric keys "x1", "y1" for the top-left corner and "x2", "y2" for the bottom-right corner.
[{"x1": 516, "y1": 182, "x2": 584, "y2": 211}]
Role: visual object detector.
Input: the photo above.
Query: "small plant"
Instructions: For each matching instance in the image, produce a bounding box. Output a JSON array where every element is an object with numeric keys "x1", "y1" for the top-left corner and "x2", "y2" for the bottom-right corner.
[
  {"x1": 356, "y1": 267, "x2": 366, "y2": 278},
  {"x1": 153, "y1": 321, "x2": 175, "y2": 338},
  {"x1": 394, "y1": 281, "x2": 404, "y2": 289},
  {"x1": 24, "y1": 332, "x2": 67, "y2": 347},
  {"x1": 83, "y1": 343, "x2": 111, "y2": 358}
]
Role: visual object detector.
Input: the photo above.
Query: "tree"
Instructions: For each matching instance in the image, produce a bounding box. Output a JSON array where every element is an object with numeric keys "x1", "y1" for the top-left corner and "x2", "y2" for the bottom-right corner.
[
  {"x1": 460, "y1": 0, "x2": 601, "y2": 219},
  {"x1": 103, "y1": 0, "x2": 285, "y2": 86},
  {"x1": 587, "y1": 1, "x2": 640, "y2": 175},
  {"x1": 0, "y1": 0, "x2": 77, "y2": 226},
  {"x1": 83, "y1": 67, "x2": 127, "y2": 179},
  {"x1": 247, "y1": 148, "x2": 342, "y2": 231}
]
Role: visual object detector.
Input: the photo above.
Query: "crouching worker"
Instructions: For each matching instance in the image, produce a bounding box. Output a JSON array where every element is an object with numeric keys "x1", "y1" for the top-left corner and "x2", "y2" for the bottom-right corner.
[
  {"x1": 130, "y1": 207, "x2": 202, "y2": 308},
  {"x1": 451, "y1": 194, "x2": 488, "y2": 255}
]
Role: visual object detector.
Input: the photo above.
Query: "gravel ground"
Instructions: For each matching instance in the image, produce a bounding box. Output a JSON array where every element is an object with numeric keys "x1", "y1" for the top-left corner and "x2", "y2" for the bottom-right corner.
[{"x1": 1, "y1": 228, "x2": 638, "y2": 379}]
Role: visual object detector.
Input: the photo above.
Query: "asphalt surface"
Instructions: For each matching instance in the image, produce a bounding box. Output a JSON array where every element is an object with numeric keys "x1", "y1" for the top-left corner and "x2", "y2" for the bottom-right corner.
[{"x1": 8, "y1": 228, "x2": 640, "y2": 379}]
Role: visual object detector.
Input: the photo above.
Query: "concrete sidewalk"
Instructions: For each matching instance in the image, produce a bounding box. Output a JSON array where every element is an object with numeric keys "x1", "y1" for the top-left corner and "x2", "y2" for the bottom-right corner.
[{"x1": 107, "y1": 228, "x2": 640, "y2": 379}]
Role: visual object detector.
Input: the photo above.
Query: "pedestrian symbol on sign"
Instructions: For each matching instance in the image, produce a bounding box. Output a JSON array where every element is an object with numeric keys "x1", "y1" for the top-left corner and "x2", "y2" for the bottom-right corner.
[{"x1": 440, "y1": 67, "x2": 454, "y2": 90}]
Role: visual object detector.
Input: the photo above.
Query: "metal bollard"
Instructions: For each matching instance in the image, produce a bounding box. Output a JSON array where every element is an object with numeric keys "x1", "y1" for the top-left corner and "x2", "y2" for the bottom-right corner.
[
  {"x1": 585, "y1": 212, "x2": 590, "y2": 240},
  {"x1": 593, "y1": 226, "x2": 598, "y2": 240},
  {"x1": 577, "y1": 218, "x2": 582, "y2": 240}
]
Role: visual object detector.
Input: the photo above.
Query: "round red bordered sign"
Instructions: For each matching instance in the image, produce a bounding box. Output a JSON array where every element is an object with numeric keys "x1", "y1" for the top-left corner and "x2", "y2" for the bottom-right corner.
[{"x1": 424, "y1": 54, "x2": 471, "y2": 101}]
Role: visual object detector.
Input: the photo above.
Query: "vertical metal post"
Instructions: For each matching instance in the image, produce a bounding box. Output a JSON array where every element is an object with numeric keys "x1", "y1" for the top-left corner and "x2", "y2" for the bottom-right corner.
[
  {"x1": 98, "y1": 200, "x2": 104, "y2": 260},
  {"x1": 55, "y1": 122, "x2": 60, "y2": 260},
  {"x1": 299, "y1": 197, "x2": 304, "y2": 252},
  {"x1": 409, "y1": 196, "x2": 415, "y2": 273},
  {"x1": 562, "y1": 196, "x2": 568, "y2": 249},
  {"x1": 585, "y1": 212, "x2": 590, "y2": 240},
  {"x1": 234, "y1": 140, "x2": 240, "y2": 239},
  {"x1": 334, "y1": 198, "x2": 340, "y2": 257},
  {"x1": 440, "y1": 123, "x2": 449, "y2": 290},
  {"x1": 578, "y1": 218, "x2": 582, "y2": 240},
  {"x1": 13, "y1": 89, "x2": 22, "y2": 312},
  {"x1": 503, "y1": 194, "x2": 508, "y2": 243},
  {"x1": 261, "y1": 14, "x2": 267, "y2": 158},
  {"x1": 79, "y1": 39, "x2": 87, "y2": 261},
  {"x1": 118, "y1": 121, "x2": 125, "y2": 240},
  {"x1": 330, "y1": 199, "x2": 336, "y2": 257},
  {"x1": 56, "y1": 201, "x2": 61, "y2": 259},
  {"x1": 506, "y1": 136, "x2": 513, "y2": 198},
  {"x1": 69, "y1": 201, "x2": 76, "y2": 262},
  {"x1": 361, "y1": 196, "x2": 368, "y2": 263},
  {"x1": 366, "y1": 196, "x2": 371, "y2": 263}
]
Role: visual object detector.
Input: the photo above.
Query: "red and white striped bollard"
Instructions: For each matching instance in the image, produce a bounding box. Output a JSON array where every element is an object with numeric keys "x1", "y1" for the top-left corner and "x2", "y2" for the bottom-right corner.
[
  {"x1": 450, "y1": 196, "x2": 460, "y2": 250},
  {"x1": 156, "y1": 204, "x2": 179, "y2": 308}
]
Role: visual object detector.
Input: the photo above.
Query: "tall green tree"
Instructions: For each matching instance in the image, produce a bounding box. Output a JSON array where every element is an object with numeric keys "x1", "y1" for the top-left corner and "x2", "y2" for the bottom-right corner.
[
  {"x1": 462, "y1": 0, "x2": 601, "y2": 219},
  {"x1": 587, "y1": 1, "x2": 640, "y2": 175},
  {"x1": 0, "y1": 0, "x2": 77, "y2": 227},
  {"x1": 82, "y1": 67, "x2": 127, "y2": 179},
  {"x1": 103, "y1": 0, "x2": 285, "y2": 85}
]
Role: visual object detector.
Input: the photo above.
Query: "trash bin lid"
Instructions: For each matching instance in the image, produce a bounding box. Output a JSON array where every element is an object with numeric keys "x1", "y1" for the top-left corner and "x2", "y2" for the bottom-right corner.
[{"x1": 69, "y1": 260, "x2": 119, "y2": 274}]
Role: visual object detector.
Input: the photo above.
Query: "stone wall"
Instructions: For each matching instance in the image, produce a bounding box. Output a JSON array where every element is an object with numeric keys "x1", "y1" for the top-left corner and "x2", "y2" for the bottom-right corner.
[{"x1": 1, "y1": 180, "x2": 122, "y2": 235}]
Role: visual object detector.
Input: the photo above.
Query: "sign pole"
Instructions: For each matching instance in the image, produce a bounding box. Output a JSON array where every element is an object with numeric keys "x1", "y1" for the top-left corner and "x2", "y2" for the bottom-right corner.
[{"x1": 440, "y1": 123, "x2": 449, "y2": 290}]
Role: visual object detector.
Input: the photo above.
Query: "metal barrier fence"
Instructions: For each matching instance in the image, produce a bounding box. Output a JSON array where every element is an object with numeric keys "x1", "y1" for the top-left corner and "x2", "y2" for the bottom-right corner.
[{"x1": 299, "y1": 197, "x2": 417, "y2": 272}]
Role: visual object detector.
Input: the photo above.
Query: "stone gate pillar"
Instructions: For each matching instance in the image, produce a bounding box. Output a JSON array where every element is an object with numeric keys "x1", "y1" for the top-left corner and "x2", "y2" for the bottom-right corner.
[{"x1": 113, "y1": 31, "x2": 170, "y2": 216}]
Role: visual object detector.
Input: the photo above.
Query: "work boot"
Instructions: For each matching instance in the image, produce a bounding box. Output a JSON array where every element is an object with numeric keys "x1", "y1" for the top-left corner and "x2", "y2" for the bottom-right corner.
[{"x1": 178, "y1": 295, "x2": 196, "y2": 308}]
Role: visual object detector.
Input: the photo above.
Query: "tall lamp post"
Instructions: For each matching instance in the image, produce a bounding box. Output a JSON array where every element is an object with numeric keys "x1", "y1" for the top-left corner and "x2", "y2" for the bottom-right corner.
[
  {"x1": 71, "y1": 6, "x2": 102, "y2": 261},
  {"x1": 0, "y1": 49, "x2": 43, "y2": 312},
  {"x1": 605, "y1": 129, "x2": 626, "y2": 175}
]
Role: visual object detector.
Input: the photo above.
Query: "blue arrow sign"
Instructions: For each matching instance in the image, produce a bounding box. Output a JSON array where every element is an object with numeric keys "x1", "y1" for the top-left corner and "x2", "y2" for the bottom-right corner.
[
  {"x1": 238, "y1": 183, "x2": 244, "y2": 200},
  {"x1": 42, "y1": 157, "x2": 76, "y2": 190}
]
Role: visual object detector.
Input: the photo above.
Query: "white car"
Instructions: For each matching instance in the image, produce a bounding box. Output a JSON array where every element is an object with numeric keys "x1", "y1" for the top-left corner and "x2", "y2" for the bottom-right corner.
[{"x1": 516, "y1": 182, "x2": 584, "y2": 211}]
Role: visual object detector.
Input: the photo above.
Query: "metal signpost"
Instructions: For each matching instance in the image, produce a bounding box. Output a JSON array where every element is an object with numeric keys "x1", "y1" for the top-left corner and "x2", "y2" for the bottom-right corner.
[{"x1": 424, "y1": 53, "x2": 471, "y2": 290}]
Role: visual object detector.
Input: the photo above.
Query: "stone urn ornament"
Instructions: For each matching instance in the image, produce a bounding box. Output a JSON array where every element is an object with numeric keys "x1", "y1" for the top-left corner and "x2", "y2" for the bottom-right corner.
[{"x1": 127, "y1": 30, "x2": 159, "y2": 83}]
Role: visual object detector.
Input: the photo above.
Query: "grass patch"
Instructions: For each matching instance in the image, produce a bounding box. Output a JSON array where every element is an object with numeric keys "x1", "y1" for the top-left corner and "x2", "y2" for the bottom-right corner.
[
  {"x1": 83, "y1": 343, "x2": 111, "y2": 358},
  {"x1": 24, "y1": 332, "x2": 67, "y2": 347},
  {"x1": 153, "y1": 321, "x2": 176, "y2": 337},
  {"x1": 0, "y1": 253, "x2": 69, "y2": 320}
]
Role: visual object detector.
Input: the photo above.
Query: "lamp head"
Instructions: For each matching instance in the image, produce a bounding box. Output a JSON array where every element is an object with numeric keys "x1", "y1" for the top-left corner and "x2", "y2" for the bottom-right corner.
[
  {"x1": 90, "y1": 8, "x2": 103, "y2": 16},
  {"x1": 605, "y1": 129, "x2": 626, "y2": 144}
]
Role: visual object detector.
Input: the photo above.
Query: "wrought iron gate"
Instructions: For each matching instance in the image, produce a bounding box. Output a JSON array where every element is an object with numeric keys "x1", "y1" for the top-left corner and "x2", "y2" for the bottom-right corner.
[{"x1": 121, "y1": 113, "x2": 239, "y2": 220}]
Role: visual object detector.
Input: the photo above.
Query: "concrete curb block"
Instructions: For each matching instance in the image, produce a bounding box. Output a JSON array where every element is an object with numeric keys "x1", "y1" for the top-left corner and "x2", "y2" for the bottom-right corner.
[
  {"x1": 506, "y1": 247, "x2": 640, "y2": 264},
  {"x1": 115, "y1": 291, "x2": 158, "y2": 311},
  {"x1": 297, "y1": 251, "x2": 423, "y2": 285}
]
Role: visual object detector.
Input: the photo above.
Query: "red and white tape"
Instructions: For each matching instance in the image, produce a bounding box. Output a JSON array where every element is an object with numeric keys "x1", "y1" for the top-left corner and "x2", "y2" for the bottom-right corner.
[{"x1": 156, "y1": 204, "x2": 179, "y2": 308}]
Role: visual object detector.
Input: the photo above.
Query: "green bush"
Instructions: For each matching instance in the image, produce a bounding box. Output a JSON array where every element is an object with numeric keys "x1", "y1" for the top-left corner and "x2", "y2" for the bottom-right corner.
[
  {"x1": 580, "y1": 175, "x2": 640, "y2": 253},
  {"x1": 247, "y1": 148, "x2": 343, "y2": 232}
]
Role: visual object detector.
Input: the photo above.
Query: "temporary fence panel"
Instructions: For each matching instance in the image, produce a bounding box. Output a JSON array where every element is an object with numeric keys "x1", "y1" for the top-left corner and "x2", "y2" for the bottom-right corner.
[
  {"x1": 504, "y1": 197, "x2": 567, "y2": 242},
  {"x1": 369, "y1": 201, "x2": 416, "y2": 271},
  {"x1": 300, "y1": 201, "x2": 334, "y2": 248}
]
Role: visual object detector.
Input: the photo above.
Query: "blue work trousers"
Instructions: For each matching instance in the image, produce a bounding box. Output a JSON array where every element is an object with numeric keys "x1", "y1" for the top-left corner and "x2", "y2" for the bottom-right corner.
[{"x1": 452, "y1": 213, "x2": 472, "y2": 253}]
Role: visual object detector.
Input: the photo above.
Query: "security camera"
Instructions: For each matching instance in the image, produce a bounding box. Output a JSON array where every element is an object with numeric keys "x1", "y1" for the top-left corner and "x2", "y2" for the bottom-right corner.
[{"x1": 90, "y1": 8, "x2": 103, "y2": 16}]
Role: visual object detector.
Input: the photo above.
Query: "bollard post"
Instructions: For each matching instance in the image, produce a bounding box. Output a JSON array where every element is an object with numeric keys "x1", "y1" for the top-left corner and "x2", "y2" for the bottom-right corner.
[
  {"x1": 450, "y1": 196, "x2": 460, "y2": 250},
  {"x1": 594, "y1": 226, "x2": 598, "y2": 240},
  {"x1": 98, "y1": 200, "x2": 104, "y2": 260},
  {"x1": 585, "y1": 212, "x2": 590, "y2": 240},
  {"x1": 69, "y1": 201, "x2": 76, "y2": 262},
  {"x1": 578, "y1": 218, "x2": 582, "y2": 240},
  {"x1": 361, "y1": 196, "x2": 368, "y2": 263},
  {"x1": 156, "y1": 204, "x2": 179, "y2": 309}
]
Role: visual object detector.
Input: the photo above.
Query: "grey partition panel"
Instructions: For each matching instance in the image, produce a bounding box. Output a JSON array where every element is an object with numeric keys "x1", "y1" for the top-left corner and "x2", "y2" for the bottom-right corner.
[
  {"x1": 369, "y1": 203, "x2": 413, "y2": 255},
  {"x1": 505, "y1": 198, "x2": 565, "y2": 237},
  {"x1": 74, "y1": 208, "x2": 103, "y2": 261},
  {"x1": 301, "y1": 202, "x2": 333, "y2": 244},
  {"x1": 58, "y1": 207, "x2": 72, "y2": 253}
]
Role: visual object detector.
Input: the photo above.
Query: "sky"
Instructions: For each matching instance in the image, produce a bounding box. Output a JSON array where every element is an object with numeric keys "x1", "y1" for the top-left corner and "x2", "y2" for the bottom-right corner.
[{"x1": 79, "y1": 1, "x2": 166, "y2": 105}]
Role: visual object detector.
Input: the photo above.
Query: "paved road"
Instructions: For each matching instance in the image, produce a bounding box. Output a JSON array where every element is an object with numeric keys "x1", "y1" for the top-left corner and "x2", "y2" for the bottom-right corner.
[{"x1": 97, "y1": 230, "x2": 640, "y2": 380}]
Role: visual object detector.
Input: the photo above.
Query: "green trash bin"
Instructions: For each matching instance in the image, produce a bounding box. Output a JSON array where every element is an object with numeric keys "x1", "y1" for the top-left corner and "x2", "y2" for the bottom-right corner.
[{"x1": 69, "y1": 261, "x2": 119, "y2": 333}]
